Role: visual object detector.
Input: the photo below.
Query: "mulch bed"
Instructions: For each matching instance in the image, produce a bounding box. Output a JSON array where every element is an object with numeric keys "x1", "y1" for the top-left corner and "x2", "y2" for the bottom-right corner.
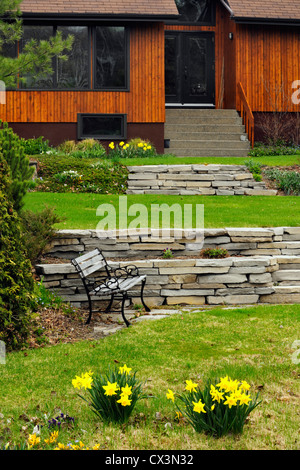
[{"x1": 27, "y1": 306, "x2": 118, "y2": 349}]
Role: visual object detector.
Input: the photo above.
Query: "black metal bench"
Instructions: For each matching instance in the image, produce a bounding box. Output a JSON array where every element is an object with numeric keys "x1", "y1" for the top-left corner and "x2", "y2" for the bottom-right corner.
[{"x1": 71, "y1": 248, "x2": 150, "y2": 326}]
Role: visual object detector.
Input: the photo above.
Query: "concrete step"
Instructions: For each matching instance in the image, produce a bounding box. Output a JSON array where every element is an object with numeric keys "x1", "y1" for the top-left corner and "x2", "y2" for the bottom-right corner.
[
  {"x1": 164, "y1": 132, "x2": 247, "y2": 141},
  {"x1": 165, "y1": 124, "x2": 246, "y2": 134},
  {"x1": 165, "y1": 108, "x2": 239, "y2": 117},
  {"x1": 165, "y1": 116, "x2": 243, "y2": 125},
  {"x1": 165, "y1": 148, "x2": 250, "y2": 157},
  {"x1": 168, "y1": 140, "x2": 250, "y2": 150}
]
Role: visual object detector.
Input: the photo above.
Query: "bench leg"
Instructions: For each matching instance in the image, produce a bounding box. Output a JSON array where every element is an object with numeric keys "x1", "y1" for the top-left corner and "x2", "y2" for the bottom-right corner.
[
  {"x1": 105, "y1": 294, "x2": 114, "y2": 313},
  {"x1": 121, "y1": 293, "x2": 131, "y2": 327},
  {"x1": 141, "y1": 278, "x2": 151, "y2": 312},
  {"x1": 86, "y1": 295, "x2": 93, "y2": 325}
]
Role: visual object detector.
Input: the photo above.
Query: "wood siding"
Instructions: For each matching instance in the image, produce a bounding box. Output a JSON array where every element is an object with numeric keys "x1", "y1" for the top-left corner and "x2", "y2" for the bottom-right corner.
[
  {"x1": 0, "y1": 23, "x2": 166, "y2": 124},
  {"x1": 235, "y1": 23, "x2": 300, "y2": 112}
]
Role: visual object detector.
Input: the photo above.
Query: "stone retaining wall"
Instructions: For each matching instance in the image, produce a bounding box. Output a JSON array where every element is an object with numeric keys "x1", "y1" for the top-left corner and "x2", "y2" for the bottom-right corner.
[
  {"x1": 35, "y1": 255, "x2": 300, "y2": 309},
  {"x1": 47, "y1": 227, "x2": 300, "y2": 260},
  {"x1": 126, "y1": 164, "x2": 277, "y2": 195}
]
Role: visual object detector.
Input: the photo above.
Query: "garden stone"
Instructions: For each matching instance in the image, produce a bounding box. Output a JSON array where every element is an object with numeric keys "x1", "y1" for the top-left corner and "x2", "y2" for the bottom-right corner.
[
  {"x1": 197, "y1": 274, "x2": 247, "y2": 283},
  {"x1": 249, "y1": 273, "x2": 272, "y2": 283},
  {"x1": 207, "y1": 295, "x2": 259, "y2": 305},
  {"x1": 166, "y1": 296, "x2": 206, "y2": 305}
]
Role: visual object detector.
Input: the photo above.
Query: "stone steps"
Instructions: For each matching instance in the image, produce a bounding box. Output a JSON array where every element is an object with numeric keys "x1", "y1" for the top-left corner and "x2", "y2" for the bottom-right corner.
[
  {"x1": 164, "y1": 108, "x2": 250, "y2": 157},
  {"x1": 126, "y1": 164, "x2": 277, "y2": 196}
]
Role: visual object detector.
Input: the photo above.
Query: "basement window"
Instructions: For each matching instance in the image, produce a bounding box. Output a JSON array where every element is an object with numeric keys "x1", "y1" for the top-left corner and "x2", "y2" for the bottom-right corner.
[{"x1": 77, "y1": 113, "x2": 127, "y2": 140}]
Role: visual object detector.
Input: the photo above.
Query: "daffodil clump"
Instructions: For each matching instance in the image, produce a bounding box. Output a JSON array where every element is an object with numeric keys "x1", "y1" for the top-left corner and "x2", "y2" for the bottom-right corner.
[
  {"x1": 72, "y1": 364, "x2": 147, "y2": 424},
  {"x1": 167, "y1": 376, "x2": 261, "y2": 437},
  {"x1": 108, "y1": 139, "x2": 156, "y2": 158}
]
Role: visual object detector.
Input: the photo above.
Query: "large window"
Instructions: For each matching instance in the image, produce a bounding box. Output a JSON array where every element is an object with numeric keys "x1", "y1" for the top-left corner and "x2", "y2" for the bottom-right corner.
[
  {"x1": 174, "y1": 0, "x2": 214, "y2": 24},
  {"x1": 94, "y1": 27, "x2": 128, "y2": 90},
  {"x1": 8, "y1": 24, "x2": 128, "y2": 90}
]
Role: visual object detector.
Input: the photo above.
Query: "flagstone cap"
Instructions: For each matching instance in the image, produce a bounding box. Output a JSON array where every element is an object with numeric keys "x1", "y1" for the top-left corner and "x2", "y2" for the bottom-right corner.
[{"x1": 19, "y1": 0, "x2": 179, "y2": 17}]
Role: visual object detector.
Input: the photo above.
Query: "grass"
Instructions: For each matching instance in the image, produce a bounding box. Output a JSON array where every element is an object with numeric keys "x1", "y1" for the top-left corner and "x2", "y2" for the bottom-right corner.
[
  {"x1": 119, "y1": 154, "x2": 300, "y2": 167},
  {"x1": 23, "y1": 193, "x2": 300, "y2": 230},
  {"x1": 1, "y1": 304, "x2": 299, "y2": 450}
]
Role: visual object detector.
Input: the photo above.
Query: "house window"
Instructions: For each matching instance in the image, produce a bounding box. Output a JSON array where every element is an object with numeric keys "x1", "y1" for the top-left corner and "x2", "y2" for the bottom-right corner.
[
  {"x1": 20, "y1": 25, "x2": 89, "y2": 89},
  {"x1": 20, "y1": 26, "x2": 54, "y2": 88},
  {"x1": 94, "y1": 27, "x2": 128, "y2": 90},
  {"x1": 16, "y1": 24, "x2": 128, "y2": 90},
  {"x1": 174, "y1": 0, "x2": 214, "y2": 24},
  {"x1": 78, "y1": 114, "x2": 127, "y2": 140},
  {"x1": 56, "y1": 26, "x2": 89, "y2": 89}
]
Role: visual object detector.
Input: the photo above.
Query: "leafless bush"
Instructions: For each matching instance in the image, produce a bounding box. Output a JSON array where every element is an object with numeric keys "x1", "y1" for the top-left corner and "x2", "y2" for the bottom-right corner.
[{"x1": 256, "y1": 80, "x2": 300, "y2": 145}]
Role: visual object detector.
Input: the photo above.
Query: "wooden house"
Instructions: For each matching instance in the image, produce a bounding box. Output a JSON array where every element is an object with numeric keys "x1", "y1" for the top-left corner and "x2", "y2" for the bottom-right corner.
[{"x1": 1, "y1": 0, "x2": 300, "y2": 154}]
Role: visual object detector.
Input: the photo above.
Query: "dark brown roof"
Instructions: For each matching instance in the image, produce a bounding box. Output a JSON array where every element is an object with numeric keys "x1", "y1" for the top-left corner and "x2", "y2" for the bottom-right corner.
[
  {"x1": 226, "y1": 0, "x2": 300, "y2": 21},
  {"x1": 19, "y1": 0, "x2": 179, "y2": 17}
]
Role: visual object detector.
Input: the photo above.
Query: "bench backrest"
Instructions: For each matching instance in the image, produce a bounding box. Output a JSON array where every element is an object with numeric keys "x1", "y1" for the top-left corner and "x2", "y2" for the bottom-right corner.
[{"x1": 71, "y1": 248, "x2": 107, "y2": 278}]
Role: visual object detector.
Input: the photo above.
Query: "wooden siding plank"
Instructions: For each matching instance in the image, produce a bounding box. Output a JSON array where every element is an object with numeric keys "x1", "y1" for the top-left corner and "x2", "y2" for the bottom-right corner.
[{"x1": 236, "y1": 23, "x2": 300, "y2": 112}]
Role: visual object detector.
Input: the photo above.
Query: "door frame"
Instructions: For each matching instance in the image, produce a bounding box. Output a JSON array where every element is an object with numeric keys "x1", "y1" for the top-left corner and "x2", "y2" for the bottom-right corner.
[{"x1": 165, "y1": 31, "x2": 215, "y2": 107}]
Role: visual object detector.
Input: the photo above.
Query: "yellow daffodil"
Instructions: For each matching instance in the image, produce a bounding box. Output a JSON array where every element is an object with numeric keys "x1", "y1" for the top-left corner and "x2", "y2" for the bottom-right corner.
[
  {"x1": 238, "y1": 393, "x2": 252, "y2": 406},
  {"x1": 119, "y1": 141, "x2": 124, "y2": 146},
  {"x1": 192, "y1": 399, "x2": 206, "y2": 414},
  {"x1": 216, "y1": 376, "x2": 229, "y2": 390},
  {"x1": 102, "y1": 381, "x2": 119, "y2": 396},
  {"x1": 72, "y1": 371, "x2": 93, "y2": 390},
  {"x1": 72, "y1": 376, "x2": 82, "y2": 389},
  {"x1": 224, "y1": 394, "x2": 238, "y2": 408},
  {"x1": 211, "y1": 404, "x2": 215, "y2": 411},
  {"x1": 240, "y1": 380, "x2": 251, "y2": 392},
  {"x1": 211, "y1": 389, "x2": 224, "y2": 403},
  {"x1": 109, "y1": 142, "x2": 115, "y2": 149},
  {"x1": 231, "y1": 388, "x2": 243, "y2": 401},
  {"x1": 226, "y1": 379, "x2": 239, "y2": 392},
  {"x1": 117, "y1": 394, "x2": 132, "y2": 407},
  {"x1": 185, "y1": 379, "x2": 198, "y2": 393},
  {"x1": 137, "y1": 142, "x2": 144, "y2": 147},
  {"x1": 119, "y1": 364, "x2": 132, "y2": 375},
  {"x1": 121, "y1": 384, "x2": 132, "y2": 396},
  {"x1": 81, "y1": 375, "x2": 93, "y2": 390},
  {"x1": 166, "y1": 389, "x2": 175, "y2": 402}
]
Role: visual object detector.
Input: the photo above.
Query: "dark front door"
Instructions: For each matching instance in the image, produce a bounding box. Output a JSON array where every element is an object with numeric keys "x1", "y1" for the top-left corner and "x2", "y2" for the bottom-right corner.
[{"x1": 165, "y1": 32, "x2": 215, "y2": 105}]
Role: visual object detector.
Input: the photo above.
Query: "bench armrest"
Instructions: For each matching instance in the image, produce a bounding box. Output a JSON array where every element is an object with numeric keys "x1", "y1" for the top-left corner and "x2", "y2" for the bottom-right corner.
[{"x1": 107, "y1": 264, "x2": 140, "y2": 278}]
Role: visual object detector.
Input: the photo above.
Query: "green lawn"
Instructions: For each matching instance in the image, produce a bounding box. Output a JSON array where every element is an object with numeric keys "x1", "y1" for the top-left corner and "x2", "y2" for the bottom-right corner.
[
  {"x1": 1, "y1": 304, "x2": 299, "y2": 450},
  {"x1": 120, "y1": 154, "x2": 300, "y2": 167},
  {"x1": 24, "y1": 193, "x2": 300, "y2": 229}
]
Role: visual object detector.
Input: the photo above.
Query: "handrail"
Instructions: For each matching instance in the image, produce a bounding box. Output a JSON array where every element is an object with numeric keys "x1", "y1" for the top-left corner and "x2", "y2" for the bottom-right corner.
[{"x1": 237, "y1": 82, "x2": 254, "y2": 148}]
